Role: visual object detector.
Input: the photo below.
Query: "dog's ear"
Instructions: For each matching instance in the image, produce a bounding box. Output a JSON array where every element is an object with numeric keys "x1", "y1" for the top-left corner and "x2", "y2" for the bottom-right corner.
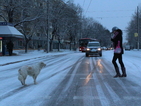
[
  {"x1": 44, "y1": 63, "x2": 46, "y2": 66},
  {"x1": 40, "y1": 62, "x2": 46, "y2": 67},
  {"x1": 28, "y1": 67, "x2": 32, "y2": 70}
]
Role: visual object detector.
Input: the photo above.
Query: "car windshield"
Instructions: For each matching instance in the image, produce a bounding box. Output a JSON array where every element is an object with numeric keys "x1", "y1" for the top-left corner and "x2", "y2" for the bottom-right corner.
[{"x1": 88, "y1": 43, "x2": 100, "y2": 46}]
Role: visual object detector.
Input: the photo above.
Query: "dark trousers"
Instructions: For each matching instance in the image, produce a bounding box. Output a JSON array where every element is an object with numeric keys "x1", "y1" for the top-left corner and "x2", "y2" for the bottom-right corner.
[
  {"x1": 8, "y1": 49, "x2": 13, "y2": 56},
  {"x1": 112, "y1": 53, "x2": 125, "y2": 68}
]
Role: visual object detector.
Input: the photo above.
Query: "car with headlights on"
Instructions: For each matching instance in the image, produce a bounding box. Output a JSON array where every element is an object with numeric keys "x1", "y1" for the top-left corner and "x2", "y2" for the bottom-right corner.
[{"x1": 85, "y1": 41, "x2": 102, "y2": 57}]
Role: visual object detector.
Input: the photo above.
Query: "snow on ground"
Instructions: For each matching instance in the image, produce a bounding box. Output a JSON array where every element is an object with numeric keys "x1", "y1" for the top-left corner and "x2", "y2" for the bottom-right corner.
[
  {"x1": 0, "y1": 49, "x2": 73, "y2": 64},
  {"x1": 0, "y1": 49, "x2": 79, "y2": 106},
  {"x1": 103, "y1": 49, "x2": 141, "y2": 86},
  {"x1": 0, "y1": 49, "x2": 141, "y2": 106},
  {"x1": 1, "y1": 49, "x2": 141, "y2": 80},
  {"x1": 1, "y1": 49, "x2": 141, "y2": 86}
]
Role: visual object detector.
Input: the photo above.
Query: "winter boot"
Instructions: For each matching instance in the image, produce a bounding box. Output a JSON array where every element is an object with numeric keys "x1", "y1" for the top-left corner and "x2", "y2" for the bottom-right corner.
[
  {"x1": 113, "y1": 67, "x2": 121, "y2": 78},
  {"x1": 121, "y1": 67, "x2": 127, "y2": 77}
]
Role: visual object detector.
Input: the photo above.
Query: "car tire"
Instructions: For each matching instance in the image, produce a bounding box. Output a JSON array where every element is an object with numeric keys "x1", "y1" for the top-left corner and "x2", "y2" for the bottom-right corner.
[
  {"x1": 86, "y1": 53, "x2": 89, "y2": 57},
  {"x1": 99, "y1": 53, "x2": 102, "y2": 57}
]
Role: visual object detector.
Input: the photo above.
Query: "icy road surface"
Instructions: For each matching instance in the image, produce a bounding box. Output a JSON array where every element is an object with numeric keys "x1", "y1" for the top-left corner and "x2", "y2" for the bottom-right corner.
[{"x1": 0, "y1": 50, "x2": 141, "y2": 106}]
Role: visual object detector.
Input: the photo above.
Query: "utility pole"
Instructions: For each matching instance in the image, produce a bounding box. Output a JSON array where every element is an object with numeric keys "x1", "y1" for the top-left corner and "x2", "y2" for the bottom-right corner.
[
  {"x1": 137, "y1": 6, "x2": 140, "y2": 50},
  {"x1": 46, "y1": 0, "x2": 49, "y2": 53}
]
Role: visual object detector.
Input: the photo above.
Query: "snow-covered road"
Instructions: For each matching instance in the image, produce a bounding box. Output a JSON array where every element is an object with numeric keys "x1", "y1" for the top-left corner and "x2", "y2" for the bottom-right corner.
[{"x1": 0, "y1": 50, "x2": 141, "y2": 106}]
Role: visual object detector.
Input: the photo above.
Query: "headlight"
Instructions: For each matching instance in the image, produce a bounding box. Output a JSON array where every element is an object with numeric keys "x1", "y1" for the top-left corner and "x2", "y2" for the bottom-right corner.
[
  {"x1": 97, "y1": 48, "x2": 101, "y2": 51},
  {"x1": 86, "y1": 48, "x2": 90, "y2": 51}
]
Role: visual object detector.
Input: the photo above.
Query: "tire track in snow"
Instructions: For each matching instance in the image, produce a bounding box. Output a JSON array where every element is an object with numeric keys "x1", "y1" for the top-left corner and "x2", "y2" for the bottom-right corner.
[{"x1": 0, "y1": 55, "x2": 84, "y2": 102}]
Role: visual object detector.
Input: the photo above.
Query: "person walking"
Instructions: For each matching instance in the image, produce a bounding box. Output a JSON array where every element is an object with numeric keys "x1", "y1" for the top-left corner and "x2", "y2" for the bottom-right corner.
[
  {"x1": 111, "y1": 27, "x2": 127, "y2": 78},
  {"x1": 7, "y1": 40, "x2": 14, "y2": 56}
]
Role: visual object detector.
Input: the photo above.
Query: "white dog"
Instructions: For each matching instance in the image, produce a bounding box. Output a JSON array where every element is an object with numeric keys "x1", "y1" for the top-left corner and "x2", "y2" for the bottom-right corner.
[{"x1": 18, "y1": 62, "x2": 46, "y2": 85}]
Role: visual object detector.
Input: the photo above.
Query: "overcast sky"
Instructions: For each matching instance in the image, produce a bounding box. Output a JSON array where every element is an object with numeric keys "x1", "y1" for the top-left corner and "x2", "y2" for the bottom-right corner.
[{"x1": 73, "y1": 0, "x2": 141, "y2": 41}]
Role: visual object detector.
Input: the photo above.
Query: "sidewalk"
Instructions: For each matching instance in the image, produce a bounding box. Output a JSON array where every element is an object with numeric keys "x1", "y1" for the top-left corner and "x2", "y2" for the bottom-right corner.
[{"x1": 0, "y1": 49, "x2": 75, "y2": 65}]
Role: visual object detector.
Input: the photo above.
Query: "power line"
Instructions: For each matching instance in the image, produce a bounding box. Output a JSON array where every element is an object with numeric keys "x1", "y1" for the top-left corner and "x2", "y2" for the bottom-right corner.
[
  {"x1": 86, "y1": 10, "x2": 135, "y2": 12},
  {"x1": 95, "y1": 16, "x2": 133, "y2": 19},
  {"x1": 83, "y1": 0, "x2": 85, "y2": 6},
  {"x1": 85, "y1": 0, "x2": 92, "y2": 15}
]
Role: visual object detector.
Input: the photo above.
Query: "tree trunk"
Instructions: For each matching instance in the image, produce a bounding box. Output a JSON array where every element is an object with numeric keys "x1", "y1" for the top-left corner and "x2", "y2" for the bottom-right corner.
[
  {"x1": 24, "y1": 39, "x2": 30, "y2": 53},
  {"x1": 50, "y1": 39, "x2": 53, "y2": 51},
  {"x1": 25, "y1": 42, "x2": 28, "y2": 53},
  {"x1": 69, "y1": 42, "x2": 72, "y2": 50},
  {"x1": 58, "y1": 39, "x2": 60, "y2": 51}
]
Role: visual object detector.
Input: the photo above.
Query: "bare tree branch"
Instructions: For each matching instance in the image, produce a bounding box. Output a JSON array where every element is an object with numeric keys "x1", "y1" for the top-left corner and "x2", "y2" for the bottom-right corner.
[{"x1": 0, "y1": 14, "x2": 7, "y2": 22}]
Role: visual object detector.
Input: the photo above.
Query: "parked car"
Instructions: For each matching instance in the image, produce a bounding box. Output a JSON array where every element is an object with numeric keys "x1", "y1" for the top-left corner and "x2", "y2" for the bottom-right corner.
[
  {"x1": 85, "y1": 41, "x2": 102, "y2": 57},
  {"x1": 101, "y1": 46, "x2": 107, "y2": 50},
  {"x1": 125, "y1": 45, "x2": 131, "y2": 50}
]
